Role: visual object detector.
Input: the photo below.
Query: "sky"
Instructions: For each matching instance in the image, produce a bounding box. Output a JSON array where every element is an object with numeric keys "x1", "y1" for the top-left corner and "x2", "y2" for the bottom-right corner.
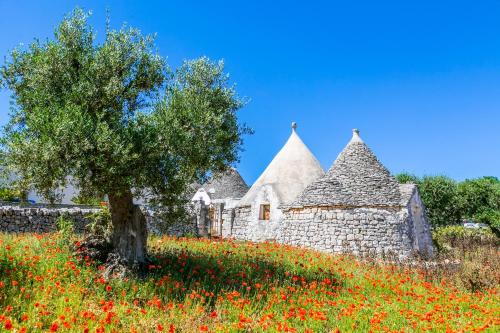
[{"x1": 0, "y1": 1, "x2": 499, "y2": 185}]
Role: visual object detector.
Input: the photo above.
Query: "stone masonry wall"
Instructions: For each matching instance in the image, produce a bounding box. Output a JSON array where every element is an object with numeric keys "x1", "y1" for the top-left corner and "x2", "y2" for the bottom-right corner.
[
  {"x1": 0, "y1": 203, "x2": 100, "y2": 233},
  {"x1": 0, "y1": 203, "x2": 200, "y2": 236},
  {"x1": 276, "y1": 206, "x2": 414, "y2": 258},
  {"x1": 231, "y1": 206, "x2": 252, "y2": 239},
  {"x1": 144, "y1": 202, "x2": 202, "y2": 237},
  {"x1": 145, "y1": 213, "x2": 198, "y2": 237},
  {"x1": 221, "y1": 208, "x2": 235, "y2": 238}
]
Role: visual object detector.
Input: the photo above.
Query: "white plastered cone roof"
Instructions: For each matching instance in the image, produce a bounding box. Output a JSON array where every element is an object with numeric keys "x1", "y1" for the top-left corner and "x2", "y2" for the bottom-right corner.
[{"x1": 238, "y1": 123, "x2": 325, "y2": 207}]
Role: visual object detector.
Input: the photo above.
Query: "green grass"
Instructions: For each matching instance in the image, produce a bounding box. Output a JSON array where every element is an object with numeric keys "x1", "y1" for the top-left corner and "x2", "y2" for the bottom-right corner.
[{"x1": 0, "y1": 232, "x2": 498, "y2": 332}]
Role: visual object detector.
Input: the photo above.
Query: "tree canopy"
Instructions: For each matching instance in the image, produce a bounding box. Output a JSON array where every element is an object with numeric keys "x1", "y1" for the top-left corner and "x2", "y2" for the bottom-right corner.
[
  {"x1": 0, "y1": 9, "x2": 249, "y2": 206},
  {"x1": 0, "y1": 8, "x2": 250, "y2": 264}
]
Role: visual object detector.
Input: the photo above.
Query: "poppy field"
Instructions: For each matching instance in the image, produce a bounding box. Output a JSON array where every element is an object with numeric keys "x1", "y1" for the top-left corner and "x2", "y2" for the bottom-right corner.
[{"x1": 0, "y1": 232, "x2": 499, "y2": 332}]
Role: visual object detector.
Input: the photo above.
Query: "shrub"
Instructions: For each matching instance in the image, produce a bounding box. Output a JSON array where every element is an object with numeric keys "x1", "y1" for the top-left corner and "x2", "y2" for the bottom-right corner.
[
  {"x1": 459, "y1": 247, "x2": 500, "y2": 292},
  {"x1": 71, "y1": 195, "x2": 102, "y2": 206},
  {"x1": 55, "y1": 215, "x2": 74, "y2": 243},
  {"x1": 86, "y1": 205, "x2": 113, "y2": 240},
  {"x1": 432, "y1": 225, "x2": 498, "y2": 252},
  {"x1": 428, "y1": 225, "x2": 500, "y2": 292},
  {"x1": 474, "y1": 209, "x2": 500, "y2": 234},
  {"x1": 0, "y1": 186, "x2": 23, "y2": 201}
]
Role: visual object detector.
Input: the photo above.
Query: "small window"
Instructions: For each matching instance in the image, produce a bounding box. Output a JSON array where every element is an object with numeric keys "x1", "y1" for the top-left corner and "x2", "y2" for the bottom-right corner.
[{"x1": 259, "y1": 204, "x2": 270, "y2": 220}]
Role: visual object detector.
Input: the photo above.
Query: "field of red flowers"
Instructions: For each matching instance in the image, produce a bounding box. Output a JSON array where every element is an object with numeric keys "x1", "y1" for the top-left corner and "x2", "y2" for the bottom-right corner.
[{"x1": 0, "y1": 232, "x2": 498, "y2": 332}]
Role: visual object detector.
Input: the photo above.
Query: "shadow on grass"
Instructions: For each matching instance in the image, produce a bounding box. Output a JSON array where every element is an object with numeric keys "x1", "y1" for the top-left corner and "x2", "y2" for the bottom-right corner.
[{"x1": 138, "y1": 240, "x2": 344, "y2": 307}]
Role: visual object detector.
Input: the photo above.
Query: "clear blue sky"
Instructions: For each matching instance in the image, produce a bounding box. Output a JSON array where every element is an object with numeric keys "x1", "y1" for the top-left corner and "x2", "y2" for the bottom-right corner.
[{"x1": 1, "y1": 1, "x2": 499, "y2": 184}]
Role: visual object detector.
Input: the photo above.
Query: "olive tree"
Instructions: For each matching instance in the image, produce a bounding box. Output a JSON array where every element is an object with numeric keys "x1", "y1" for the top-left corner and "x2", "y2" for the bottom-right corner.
[{"x1": 0, "y1": 9, "x2": 249, "y2": 265}]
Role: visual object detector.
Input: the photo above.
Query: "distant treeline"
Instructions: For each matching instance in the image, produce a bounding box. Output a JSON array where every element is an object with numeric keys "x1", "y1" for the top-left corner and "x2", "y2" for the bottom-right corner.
[{"x1": 395, "y1": 174, "x2": 499, "y2": 233}]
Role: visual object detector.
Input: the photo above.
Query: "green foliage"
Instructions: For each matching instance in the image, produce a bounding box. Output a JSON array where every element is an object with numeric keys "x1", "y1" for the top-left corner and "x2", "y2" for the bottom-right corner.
[
  {"x1": 55, "y1": 216, "x2": 74, "y2": 243},
  {"x1": 86, "y1": 205, "x2": 113, "y2": 240},
  {"x1": 395, "y1": 172, "x2": 419, "y2": 184},
  {"x1": 457, "y1": 177, "x2": 499, "y2": 215},
  {"x1": 474, "y1": 209, "x2": 500, "y2": 234},
  {"x1": 418, "y1": 175, "x2": 461, "y2": 227},
  {"x1": 71, "y1": 190, "x2": 104, "y2": 206},
  {"x1": 432, "y1": 225, "x2": 497, "y2": 252},
  {"x1": 457, "y1": 177, "x2": 500, "y2": 232},
  {"x1": 0, "y1": 8, "x2": 249, "y2": 223},
  {"x1": 0, "y1": 186, "x2": 22, "y2": 201},
  {"x1": 71, "y1": 195, "x2": 102, "y2": 206}
]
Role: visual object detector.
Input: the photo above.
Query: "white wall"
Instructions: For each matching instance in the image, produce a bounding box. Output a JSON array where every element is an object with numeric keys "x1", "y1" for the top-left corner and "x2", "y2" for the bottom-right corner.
[{"x1": 242, "y1": 184, "x2": 283, "y2": 242}]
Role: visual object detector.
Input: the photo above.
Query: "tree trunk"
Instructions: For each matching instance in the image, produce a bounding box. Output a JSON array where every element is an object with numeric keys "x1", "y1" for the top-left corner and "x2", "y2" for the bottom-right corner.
[{"x1": 108, "y1": 190, "x2": 148, "y2": 265}]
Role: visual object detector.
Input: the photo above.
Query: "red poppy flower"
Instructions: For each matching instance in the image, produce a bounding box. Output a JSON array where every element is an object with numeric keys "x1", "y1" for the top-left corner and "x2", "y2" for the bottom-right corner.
[
  {"x1": 4, "y1": 320, "x2": 13, "y2": 330},
  {"x1": 49, "y1": 322, "x2": 59, "y2": 332}
]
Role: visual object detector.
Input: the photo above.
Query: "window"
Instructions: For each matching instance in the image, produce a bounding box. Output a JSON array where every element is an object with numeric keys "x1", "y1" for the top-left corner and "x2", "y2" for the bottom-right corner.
[{"x1": 259, "y1": 204, "x2": 270, "y2": 220}]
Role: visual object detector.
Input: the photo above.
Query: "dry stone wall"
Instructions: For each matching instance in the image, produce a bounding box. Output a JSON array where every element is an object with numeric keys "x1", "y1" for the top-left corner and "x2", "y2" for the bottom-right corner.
[
  {"x1": 0, "y1": 203, "x2": 99, "y2": 233},
  {"x1": 0, "y1": 203, "x2": 200, "y2": 236},
  {"x1": 144, "y1": 202, "x2": 203, "y2": 237},
  {"x1": 277, "y1": 206, "x2": 414, "y2": 258},
  {"x1": 145, "y1": 213, "x2": 199, "y2": 237}
]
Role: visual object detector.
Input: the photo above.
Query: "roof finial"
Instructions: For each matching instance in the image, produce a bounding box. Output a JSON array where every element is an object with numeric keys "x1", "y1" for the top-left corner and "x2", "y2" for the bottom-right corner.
[
  {"x1": 291, "y1": 122, "x2": 297, "y2": 132},
  {"x1": 351, "y1": 128, "x2": 363, "y2": 143}
]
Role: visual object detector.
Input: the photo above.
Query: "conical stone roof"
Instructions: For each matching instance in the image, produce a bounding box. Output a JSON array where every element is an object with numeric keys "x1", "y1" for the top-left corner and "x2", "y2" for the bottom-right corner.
[
  {"x1": 290, "y1": 129, "x2": 401, "y2": 208},
  {"x1": 238, "y1": 123, "x2": 324, "y2": 207},
  {"x1": 203, "y1": 168, "x2": 249, "y2": 200}
]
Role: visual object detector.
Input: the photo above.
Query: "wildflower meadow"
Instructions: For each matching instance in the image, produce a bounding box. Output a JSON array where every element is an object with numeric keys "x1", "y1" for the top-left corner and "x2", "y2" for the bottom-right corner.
[{"x1": 0, "y1": 232, "x2": 498, "y2": 332}]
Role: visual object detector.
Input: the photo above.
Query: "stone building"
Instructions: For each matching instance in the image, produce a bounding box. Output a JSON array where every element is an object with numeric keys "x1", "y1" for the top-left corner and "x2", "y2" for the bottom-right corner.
[
  {"x1": 230, "y1": 123, "x2": 325, "y2": 241},
  {"x1": 276, "y1": 129, "x2": 434, "y2": 258},
  {"x1": 191, "y1": 168, "x2": 249, "y2": 237}
]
